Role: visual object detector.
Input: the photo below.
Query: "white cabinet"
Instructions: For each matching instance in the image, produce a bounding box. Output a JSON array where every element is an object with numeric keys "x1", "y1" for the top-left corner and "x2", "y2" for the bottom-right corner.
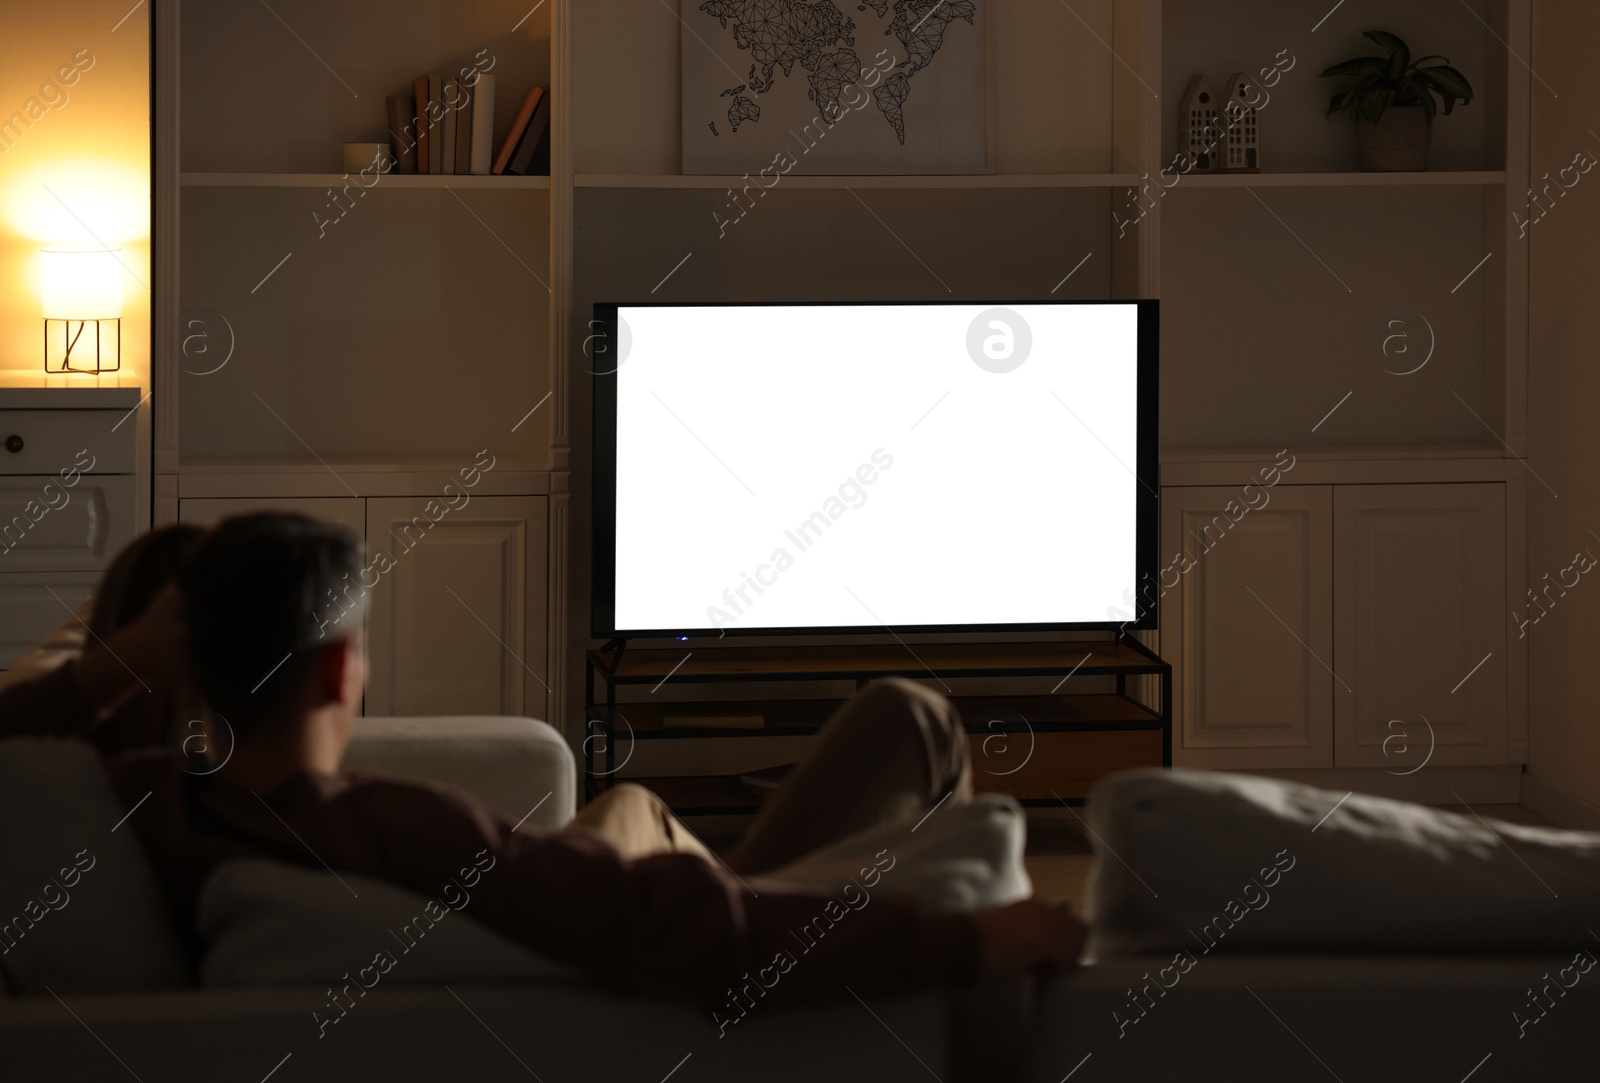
[
  {"x1": 1163, "y1": 482, "x2": 1509, "y2": 770},
  {"x1": 1334, "y1": 484, "x2": 1507, "y2": 768},
  {"x1": 1162, "y1": 486, "x2": 1334, "y2": 769},
  {"x1": 366, "y1": 496, "x2": 548, "y2": 720},
  {"x1": 0, "y1": 476, "x2": 135, "y2": 574},
  {"x1": 179, "y1": 494, "x2": 549, "y2": 721},
  {"x1": 0, "y1": 392, "x2": 140, "y2": 674}
]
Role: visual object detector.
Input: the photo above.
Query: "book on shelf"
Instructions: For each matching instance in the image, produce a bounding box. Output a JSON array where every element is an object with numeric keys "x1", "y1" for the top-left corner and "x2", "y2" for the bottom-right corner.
[
  {"x1": 381, "y1": 60, "x2": 543, "y2": 180},
  {"x1": 468, "y1": 73, "x2": 496, "y2": 175},
  {"x1": 661, "y1": 713, "x2": 765, "y2": 730},
  {"x1": 504, "y1": 86, "x2": 550, "y2": 176},
  {"x1": 453, "y1": 78, "x2": 473, "y2": 175},
  {"x1": 412, "y1": 77, "x2": 430, "y2": 175},
  {"x1": 493, "y1": 84, "x2": 546, "y2": 175},
  {"x1": 428, "y1": 75, "x2": 445, "y2": 174},
  {"x1": 439, "y1": 77, "x2": 458, "y2": 175},
  {"x1": 385, "y1": 93, "x2": 418, "y2": 174}
]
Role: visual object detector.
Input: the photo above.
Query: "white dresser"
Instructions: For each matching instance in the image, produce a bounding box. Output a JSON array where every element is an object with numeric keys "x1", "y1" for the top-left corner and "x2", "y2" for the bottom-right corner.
[{"x1": 0, "y1": 383, "x2": 143, "y2": 671}]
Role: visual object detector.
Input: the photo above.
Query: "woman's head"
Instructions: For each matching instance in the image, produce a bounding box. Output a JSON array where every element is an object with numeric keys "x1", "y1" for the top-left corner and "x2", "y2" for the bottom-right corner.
[{"x1": 88, "y1": 524, "x2": 207, "y2": 640}]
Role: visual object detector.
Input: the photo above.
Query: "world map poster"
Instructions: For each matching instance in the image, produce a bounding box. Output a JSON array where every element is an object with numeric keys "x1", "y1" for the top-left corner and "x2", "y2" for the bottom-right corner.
[{"x1": 681, "y1": 0, "x2": 989, "y2": 174}]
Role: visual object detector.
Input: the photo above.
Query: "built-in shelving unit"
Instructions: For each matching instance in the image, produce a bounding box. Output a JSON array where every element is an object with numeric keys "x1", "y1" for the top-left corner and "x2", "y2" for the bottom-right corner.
[
  {"x1": 153, "y1": 0, "x2": 1532, "y2": 789},
  {"x1": 154, "y1": 0, "x2": 564, "y2": 725},
  {"x1": 557, "y1": 0, "x2": 1532, "y2": 791}
]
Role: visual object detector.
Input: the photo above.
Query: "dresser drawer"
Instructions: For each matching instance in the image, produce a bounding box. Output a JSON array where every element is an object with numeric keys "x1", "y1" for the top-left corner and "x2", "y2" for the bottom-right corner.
[
  {"x1": 0, "y1": 476, "x2": 135, "y2": 573},
  {"x1": 0, "y1": 409, "x2": 136, "y2": 476},
  {"x1": 0, "y1": 572, "x2": 97, "y2": 670}
]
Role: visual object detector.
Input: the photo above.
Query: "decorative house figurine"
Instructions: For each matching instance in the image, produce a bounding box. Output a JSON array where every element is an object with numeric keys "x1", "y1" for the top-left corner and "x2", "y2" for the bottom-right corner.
[
  {"x1": 1179, "y1": 75, "x2": 1222, "y2": 172},
  {"x1": 1220, "y1": 73, "x2": 1261, "y2": 172}
]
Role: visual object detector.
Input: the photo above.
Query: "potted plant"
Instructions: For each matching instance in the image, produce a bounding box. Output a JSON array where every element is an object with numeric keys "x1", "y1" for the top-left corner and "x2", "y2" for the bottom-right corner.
[{"x1": 1322, "y1": 30, "x2": 1474, "y2": 172}]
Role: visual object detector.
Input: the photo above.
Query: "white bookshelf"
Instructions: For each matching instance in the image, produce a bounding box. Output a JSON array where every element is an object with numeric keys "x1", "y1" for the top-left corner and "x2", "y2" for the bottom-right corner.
[
  {"x1": 153, "y1": 0, "x2": 565, "y2": 726},
  {"x1": 555, "y1": 0, "x2": 1532, "y2": 779},
  {"x1": 153, "y1": 0, "x2": 1532, "y2": 761}
]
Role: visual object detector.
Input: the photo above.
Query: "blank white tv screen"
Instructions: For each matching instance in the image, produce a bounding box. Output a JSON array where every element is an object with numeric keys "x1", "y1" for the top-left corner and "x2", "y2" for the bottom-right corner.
[{"x1": 595, "y1": 301, "x2": 1155, "y2": 636}]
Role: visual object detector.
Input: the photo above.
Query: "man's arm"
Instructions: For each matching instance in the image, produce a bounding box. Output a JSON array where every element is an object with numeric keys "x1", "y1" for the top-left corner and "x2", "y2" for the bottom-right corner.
[
  {"x1": 0, "y1": 598, "x2": 90, "y2": 693},
  {"x1": 0, "y1": 585, "x2": 187, "y2": 742}
]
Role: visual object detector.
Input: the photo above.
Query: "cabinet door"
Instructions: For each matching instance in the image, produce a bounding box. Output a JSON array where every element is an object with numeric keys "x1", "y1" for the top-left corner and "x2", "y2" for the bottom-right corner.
[
  {"x1": 1163, "y1": 486, "x2": 1334, "y2": 769},
  {"x1": 1334, "y1": 484, "x2": 1507, "y2": 768},
  {"x1": 0, "y1": 477, "x2": 135, "y2": 573},
  {"x1": 365, "y1": 496, "x2": 548, "y2": 720}
]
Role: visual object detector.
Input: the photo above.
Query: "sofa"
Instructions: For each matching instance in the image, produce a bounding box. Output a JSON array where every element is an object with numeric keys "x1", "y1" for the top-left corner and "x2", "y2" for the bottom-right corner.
[{"x1": 4, "y1": 717, "x2": 1600, "y2": 1083}]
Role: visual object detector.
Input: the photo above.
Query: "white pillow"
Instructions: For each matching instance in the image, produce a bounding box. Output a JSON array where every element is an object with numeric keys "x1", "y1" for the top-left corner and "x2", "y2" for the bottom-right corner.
[
  {"x1": 767, "y1": 793, "x2": 1032, "y2": 912},
  {"x1": 0, "y1": 738, "x2": 193, "y2": 993},
  {"x1": 1087, "y1": 769, "x2": 1600, "y2": 957},
  {"x1": 199, "y1": 858, "x2": 583, "y2": 988}
]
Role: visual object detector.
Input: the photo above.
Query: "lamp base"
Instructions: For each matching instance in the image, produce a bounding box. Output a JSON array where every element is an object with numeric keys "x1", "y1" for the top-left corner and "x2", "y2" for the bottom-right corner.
[{"x1": 44, "y1": 318, "x2": 121, "y2": 375}]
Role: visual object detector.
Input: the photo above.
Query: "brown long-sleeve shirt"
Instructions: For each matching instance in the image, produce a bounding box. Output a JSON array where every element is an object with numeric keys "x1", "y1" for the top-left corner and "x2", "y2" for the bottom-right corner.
[
  {"x1": 0, "y1": 657, "x2": 176, "y2": 754},
  {"x1": 100, "y1": 753, "x2": 980, "y2": 1006}
]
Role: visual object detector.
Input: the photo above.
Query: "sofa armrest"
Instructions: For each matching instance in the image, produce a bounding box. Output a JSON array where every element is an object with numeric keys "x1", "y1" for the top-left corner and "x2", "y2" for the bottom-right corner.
[{"x1": 342, "y1": 716, "x2": 575, "y2": 830}]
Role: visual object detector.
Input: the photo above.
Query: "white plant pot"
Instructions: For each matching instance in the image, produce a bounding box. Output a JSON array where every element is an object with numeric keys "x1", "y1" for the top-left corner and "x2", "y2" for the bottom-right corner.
[{"x1": 1359, "y1": 106, "x2": 1431, "y2": 171}]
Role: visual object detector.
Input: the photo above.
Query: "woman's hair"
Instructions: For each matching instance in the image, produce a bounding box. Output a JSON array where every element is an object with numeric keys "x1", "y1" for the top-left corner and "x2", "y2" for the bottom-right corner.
[{"x1": 88, "y1": 524, "x2": 208, "y2": 640}]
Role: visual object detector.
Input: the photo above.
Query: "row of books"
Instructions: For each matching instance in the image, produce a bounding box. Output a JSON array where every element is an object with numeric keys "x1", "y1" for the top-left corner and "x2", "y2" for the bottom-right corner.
[{"x1": 383, "y1": 76, "x2": 549, "y2": 177}]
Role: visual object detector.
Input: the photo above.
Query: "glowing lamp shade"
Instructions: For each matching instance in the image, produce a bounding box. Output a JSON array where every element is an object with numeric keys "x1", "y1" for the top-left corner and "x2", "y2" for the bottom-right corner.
[
  {"x1": 42, "y1": 248, "x2": 123, "y2": 319},
  {"x1": 41, "y1": 248, "x2": 123, "y2": 373}
]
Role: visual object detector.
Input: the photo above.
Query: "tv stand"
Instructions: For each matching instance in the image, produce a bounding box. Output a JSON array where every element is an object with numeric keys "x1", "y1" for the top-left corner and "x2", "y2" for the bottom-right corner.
[{"x1": 584, "y1": 634, "x2": 1171, "y2": 815}]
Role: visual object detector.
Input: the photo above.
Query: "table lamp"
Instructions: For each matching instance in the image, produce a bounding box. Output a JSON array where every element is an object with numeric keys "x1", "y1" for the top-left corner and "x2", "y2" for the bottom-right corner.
[{"x1": 42, "y1": 247, "x2": 123, "y2": 374}]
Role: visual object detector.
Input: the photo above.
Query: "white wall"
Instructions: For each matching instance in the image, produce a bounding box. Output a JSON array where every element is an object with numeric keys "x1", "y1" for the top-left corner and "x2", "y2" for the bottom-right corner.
[{"x1": 0, "y1": 3, "x2": 149, "y2": 380}]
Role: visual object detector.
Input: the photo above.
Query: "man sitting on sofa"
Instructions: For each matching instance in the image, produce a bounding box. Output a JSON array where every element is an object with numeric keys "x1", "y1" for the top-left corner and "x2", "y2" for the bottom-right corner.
[{"x1": 103, "y1": 511, "x2": 1084, "y2": 1005}]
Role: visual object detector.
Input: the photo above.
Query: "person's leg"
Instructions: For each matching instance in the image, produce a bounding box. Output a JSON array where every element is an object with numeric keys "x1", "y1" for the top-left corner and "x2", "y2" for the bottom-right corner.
[
  {"x1": 566, "y1": 782, "x2": 714, "y2": 862},
  {"x1": 726, "y1": 678, "x2": 972, "y2": 874}
]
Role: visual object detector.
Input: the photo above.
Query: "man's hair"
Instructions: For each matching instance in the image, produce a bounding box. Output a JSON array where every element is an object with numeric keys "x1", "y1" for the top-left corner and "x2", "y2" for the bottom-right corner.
[{"x1": 181, "y1": 512, "x2": 364, "y2": 730}]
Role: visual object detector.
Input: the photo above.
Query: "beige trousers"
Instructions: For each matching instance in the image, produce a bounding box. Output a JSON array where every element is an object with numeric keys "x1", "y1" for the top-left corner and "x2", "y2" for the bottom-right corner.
[{"x1": 570, "y1": 678, "x2": 973, "y2": 874}]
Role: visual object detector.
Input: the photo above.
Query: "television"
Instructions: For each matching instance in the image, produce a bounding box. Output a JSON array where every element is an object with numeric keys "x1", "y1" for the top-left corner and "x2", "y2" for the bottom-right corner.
[{"x1": 591, "y1": 300, "x2": 1157, "y2": 638}]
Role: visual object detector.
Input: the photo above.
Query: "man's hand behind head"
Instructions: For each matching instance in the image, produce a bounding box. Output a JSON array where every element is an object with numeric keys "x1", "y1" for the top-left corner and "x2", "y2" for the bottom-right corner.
[{"x1": 75, "y1": 582, "x2": 192, "y2": 711}]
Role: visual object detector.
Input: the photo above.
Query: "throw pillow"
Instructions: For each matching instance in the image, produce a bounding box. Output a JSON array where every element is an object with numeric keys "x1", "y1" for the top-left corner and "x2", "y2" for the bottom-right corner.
[
  {"x1": 198, "y1": 858, "x2": 582, "y2": 988},
  {"x1": 1087, "y1": 769, "x2": 1600, "y2": 957}
]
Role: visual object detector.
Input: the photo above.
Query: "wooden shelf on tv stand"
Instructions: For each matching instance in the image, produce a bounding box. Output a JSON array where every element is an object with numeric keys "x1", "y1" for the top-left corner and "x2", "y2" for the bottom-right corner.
[{"x1": 584, "y1": 634, "x2": 1172, "y2": 813}]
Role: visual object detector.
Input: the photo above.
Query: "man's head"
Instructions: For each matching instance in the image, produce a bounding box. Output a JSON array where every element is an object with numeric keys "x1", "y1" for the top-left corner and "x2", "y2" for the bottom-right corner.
[{"x1": 181, "y1": 512, "x2": 367, "y2": 752}]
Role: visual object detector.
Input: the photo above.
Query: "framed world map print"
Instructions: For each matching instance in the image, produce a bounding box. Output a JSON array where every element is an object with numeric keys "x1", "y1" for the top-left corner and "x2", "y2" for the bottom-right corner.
[{"x1": 681, "y1": 0, "x2": 990, "y2": 175}]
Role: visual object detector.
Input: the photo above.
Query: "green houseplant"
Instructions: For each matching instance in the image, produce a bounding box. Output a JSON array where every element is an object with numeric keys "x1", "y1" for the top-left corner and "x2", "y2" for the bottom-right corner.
[{"x1": 1321, "y1": 30, "x2": 1474, "y2": 171}]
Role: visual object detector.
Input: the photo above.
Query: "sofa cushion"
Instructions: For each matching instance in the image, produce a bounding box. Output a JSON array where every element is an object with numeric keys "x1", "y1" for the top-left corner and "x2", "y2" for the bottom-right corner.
[
  {"x1": 198, "y1": 858, "x2": 584, "y2": 988},
  {"x1": 1086, "y1": 769, "x2": 1600, "y2": 956},
  {"x1": 342, "y1": 716, "x2": 575, "y2": 830},
  {"x1": 0, "y1": 738, "x2": 193, "y2": 994},
  {"x1": 767, "y1": 793, "x2": 1032, "y2": 912}
]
